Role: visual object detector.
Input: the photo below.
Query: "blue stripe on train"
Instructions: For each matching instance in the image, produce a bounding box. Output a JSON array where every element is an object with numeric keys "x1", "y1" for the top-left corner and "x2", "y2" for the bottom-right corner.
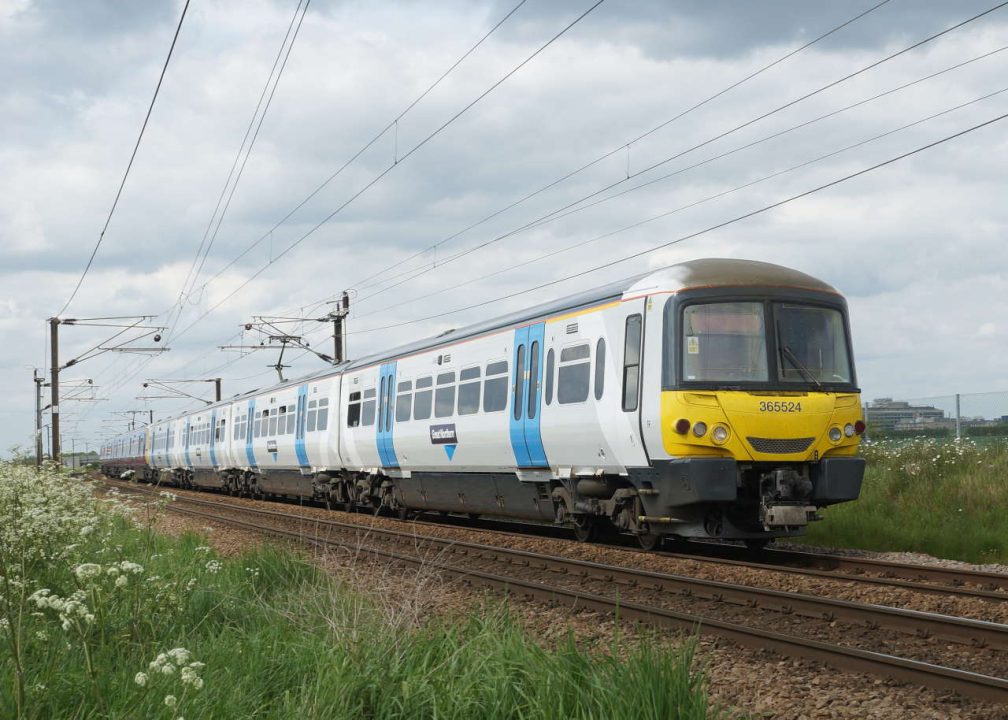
[{"x1": 245, "y1": 399, "x2": 257, "y2": 468}]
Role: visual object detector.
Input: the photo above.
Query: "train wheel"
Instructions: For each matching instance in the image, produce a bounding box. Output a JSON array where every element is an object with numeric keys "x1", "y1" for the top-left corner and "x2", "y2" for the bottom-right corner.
[
  {"x1": 636, "y1": 532, "x2": 662, "y2": 551},
  {"x1": 572, "y1": 516, "x2": 596, "y2": 543}
]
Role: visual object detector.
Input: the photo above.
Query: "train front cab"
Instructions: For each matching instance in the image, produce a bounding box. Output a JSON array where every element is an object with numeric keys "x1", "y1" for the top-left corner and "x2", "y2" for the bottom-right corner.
[{"x1": 636, "y1": 281, "x2": 865, "y2": 542}]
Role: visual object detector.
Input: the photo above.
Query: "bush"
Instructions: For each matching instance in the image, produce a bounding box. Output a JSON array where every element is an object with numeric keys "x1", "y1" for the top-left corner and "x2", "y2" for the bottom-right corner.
[
  {"x1": 801, "y1": 439, "x2": 1008, "y2": 563},
  {"x1": 0, "y1": 463, "x2": 723, "y2": 719}
]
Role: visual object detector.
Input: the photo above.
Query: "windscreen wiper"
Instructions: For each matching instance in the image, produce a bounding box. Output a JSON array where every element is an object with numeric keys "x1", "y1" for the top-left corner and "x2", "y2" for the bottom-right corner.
[{"x1": 780, "y1": 344, "x2": 821, "y2": 388}]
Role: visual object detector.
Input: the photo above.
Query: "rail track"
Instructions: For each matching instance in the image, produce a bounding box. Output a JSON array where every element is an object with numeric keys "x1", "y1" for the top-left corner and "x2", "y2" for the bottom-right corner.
[{"x1": 106, "y1": 480, "x2": 1008, "y2": 704}]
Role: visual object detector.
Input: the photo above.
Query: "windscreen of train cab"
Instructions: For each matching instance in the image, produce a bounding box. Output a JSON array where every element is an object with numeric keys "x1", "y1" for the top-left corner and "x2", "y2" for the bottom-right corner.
[{"x1": 670, "y1": 299, "x2": 854, "y2": 388}]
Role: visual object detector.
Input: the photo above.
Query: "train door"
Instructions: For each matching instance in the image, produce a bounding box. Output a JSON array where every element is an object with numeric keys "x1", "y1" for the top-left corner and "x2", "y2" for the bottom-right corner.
[
  {"x1": 510, "y1": 323, "x2": 548, "y2": 467},
  {"x1": 295, "y1": 384, "x2": 309, "y2": 469},
  {"x1": 376, "y1": 362, "x2": 399, "y2": 468}
]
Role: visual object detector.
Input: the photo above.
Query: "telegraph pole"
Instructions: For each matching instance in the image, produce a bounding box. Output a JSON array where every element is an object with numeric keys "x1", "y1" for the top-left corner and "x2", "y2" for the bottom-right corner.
[
  {"x1": 214, "y1": 377, "x2": 221, "y2": 402},
  {"x1": 49, "y1": 318, "x2": 61, "y2": 465}
]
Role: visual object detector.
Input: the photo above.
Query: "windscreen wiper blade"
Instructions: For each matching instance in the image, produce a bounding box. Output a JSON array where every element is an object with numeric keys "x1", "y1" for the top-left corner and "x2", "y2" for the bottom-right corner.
[{"x1": 780, "y1": 344, "x2": 821, "y2": 388}]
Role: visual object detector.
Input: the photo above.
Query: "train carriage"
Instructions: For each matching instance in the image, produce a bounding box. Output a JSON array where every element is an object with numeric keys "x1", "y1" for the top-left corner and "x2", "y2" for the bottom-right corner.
[{"x1": 102, "y1": 259, "x2": 865, "y2": 548}]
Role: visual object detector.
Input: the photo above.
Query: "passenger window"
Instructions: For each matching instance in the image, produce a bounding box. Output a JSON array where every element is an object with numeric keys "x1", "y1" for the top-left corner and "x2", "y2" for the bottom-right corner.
[
  {"x1": 458, "y1": 367, "x2": 480, "y2": 415},
  {"x1": 396, "y1": 381, "x2": 412, "y2": 422},
  {"x1": 527, "y1": 342, "x2": 540, "y2": 419},
  {"x1": 594, "y1": 338, "x2": 606, "y2": 401},
  {"x1": 435, "y1": 372, "x2": 456, "y2": 418},
  {"x1": 545, "y1": 348, "x2": 555, "y2": 405},
  {"x1": 413, "y1": 376, "x2": 433, "y2": 420},
  {"x1": 308, "y1": 399, "x2": 318, "y2": 432},
  {"x1": 347, "y1": 391, "x2": 361, "y2": 427},
  {"x1": 513, "y1": 345, "x2": 525, "y2": 420},
  {"x1": 317, "y1": 398, "x2": 329, "y2": 431},
  {"x1": 286, "y1": 409, "x2": 296, "y2": 435},
  {"x1": 482, "y1": 361, "x2": 508, "y2": 413},
  {"x1": 558, "y1": 343, "x2": 591, "y2": 404},
  {"x1": 622, "y1": 314, "x2": 642, "y2": 412},
  {"x1": 269, "y1": 409, "x2": 278, "y2": 436},
  {"x1": 361, "y1": 388, "x2": 377, "y2": 426}
]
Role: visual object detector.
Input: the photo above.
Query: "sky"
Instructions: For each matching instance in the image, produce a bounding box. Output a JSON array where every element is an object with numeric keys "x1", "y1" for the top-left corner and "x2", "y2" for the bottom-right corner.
[{"x1": 2, "y1": 0, "x2": 1007, "y2": 454}]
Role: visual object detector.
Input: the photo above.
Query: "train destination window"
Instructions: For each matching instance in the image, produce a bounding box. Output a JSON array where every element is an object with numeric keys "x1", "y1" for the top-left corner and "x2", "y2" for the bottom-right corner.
[
  {"x1": 681, "y1": 302, "x2": 768, "y2": 382},
  {"x1": 317, "y1": 398, "x2": 330, "y2": 431},
  {"x1": 458, "y1": 367, "x2": 481, "y2": 415},
  {"x1": 622, "y1": 314, "x2": 642, "y2": 411},
  {"x1": 396, "y1": 381, "x2": 412, "y2": 422},
  {"x1": 435, "y1": 371, "x2": 456, "y2": 418},
  {"x1": 347, "y1": 391, "x2": 361, "y2": 427},
  {"x1": 482, "y1": 361, "x2": 508, "y2": 413},
  {"x1": 557, "y1": 343, "x2": 591, "y2": 404},
  {"x1": 361, "y1": 388, "x2": 377, "y2": 426},
  {"x1": 413, "y1": 376, "x2": 433, "y2": 420},
  {"x1": 544, "y1": 348, "x2": 555, "y2": 405},
  {"x1": 594, "y1": 338, "x2": 606, "y2": 401}
]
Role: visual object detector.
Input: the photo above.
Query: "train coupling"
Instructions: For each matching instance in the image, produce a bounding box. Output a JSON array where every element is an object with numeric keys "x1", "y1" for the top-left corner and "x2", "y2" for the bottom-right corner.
[{"x1": 760, "y1": 503, "x2": 819, "y2": 530}]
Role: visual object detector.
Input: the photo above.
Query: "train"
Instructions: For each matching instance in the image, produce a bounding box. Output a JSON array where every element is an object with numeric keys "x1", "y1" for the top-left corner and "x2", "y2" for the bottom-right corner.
[{"x1": 100, "y1": 258, "x2": 866, "y2": 550}]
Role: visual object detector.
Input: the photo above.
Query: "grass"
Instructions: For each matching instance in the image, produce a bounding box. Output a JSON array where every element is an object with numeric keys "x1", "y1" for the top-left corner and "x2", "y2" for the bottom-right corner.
[
  {"x1": 0, "y1": 464, "x2": 726, "y2": 719},
  {"x1": 799, "y1": 438, "x2": 1008, "y2": 564}
]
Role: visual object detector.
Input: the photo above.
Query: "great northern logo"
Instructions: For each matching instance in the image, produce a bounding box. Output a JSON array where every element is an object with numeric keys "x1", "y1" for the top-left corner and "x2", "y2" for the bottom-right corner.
[{"x1": 429, "y1": 424, "x2": 458, "y2": 460}]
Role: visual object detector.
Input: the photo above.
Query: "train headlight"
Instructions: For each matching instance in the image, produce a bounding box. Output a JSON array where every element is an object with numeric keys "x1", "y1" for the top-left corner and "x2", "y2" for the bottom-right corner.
[
  {"x1": 828, "y1": 426, "x2": 842, "y2": 443},
  {"x1": 692, "y1": 421, "x2": 708, "y2": 438},
  {"x1": 712, "y1": 425, "x2": 730, "y2": 444},
  {"x1": 844, "y1": 423, "x2": 855, "y2": 438}
]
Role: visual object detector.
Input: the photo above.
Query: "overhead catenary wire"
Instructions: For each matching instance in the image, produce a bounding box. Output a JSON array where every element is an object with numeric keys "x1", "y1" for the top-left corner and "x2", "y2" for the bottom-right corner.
[
  {"x1": 164, "y1": 0, "x2": 608, "y2": 348},
  {"x1": 338, "y1": 0, "x2": 896, "y2": 295},
  {"x1": 166, "y1": 0, "x2": 311, "y2": 344},
  {"x1": 182, "y1": 86, "x2": 1008, "y2": 386},
  {"x1": 346, "y1": 42, "x2": 1008, "y2": 316},
  {"x1": 288, "y1": 0, "x2": 1005, "y2": 322},
  {"x1": 184, "y1": 0, "x2": 534, "y2": 305},
  {"x1": 94, "y1": 0, "x2": 538, "y2": 404},
  {"x1": 342, "y1": 111, "x2": 1008, "y2": 336},
  {"x1": 56, "y1": 0, "x2": 191, "y2": 317},
  {"x1": 346, "y1": 84, "x2": 1008, "y2": 327}
]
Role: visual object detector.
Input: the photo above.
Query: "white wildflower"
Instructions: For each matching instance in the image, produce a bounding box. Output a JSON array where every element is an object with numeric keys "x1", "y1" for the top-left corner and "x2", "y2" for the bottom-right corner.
[
  {"x1": 194, "y1": 546, "x2": 211, "y2": 554},
  {"x1": 134, "y1": 672, "x2": 148, "y2": 687},
  {"x1": 115, "y1": 575, "x2": 128, "y2": 589},
  {"x1": 167, "y1": 647, "x2": 191, "y2": 664},
  {"x1": 74, "y1": 563, "x2": 102, "y2": 581},
  {"x1": 164, "y1": 694, "x2": 177, "y2": 708},
  {"x1": 205, "y1": 560, "x2": 222, "y2": 574}
]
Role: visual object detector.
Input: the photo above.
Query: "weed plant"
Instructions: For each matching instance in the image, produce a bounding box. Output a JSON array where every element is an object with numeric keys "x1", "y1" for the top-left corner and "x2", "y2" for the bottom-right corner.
[
  {"x1": 801, "y1": 439, "x2": 1008, "y2": 564},
  {"x1": 0, "y1": 463, "x2": 723, "y2": 719}
]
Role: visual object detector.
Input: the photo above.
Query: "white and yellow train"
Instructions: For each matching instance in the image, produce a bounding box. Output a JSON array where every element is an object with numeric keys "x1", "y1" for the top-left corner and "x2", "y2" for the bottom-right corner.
[{"x1": 101, "y1": 258, "x2": 865, "y2": 549}]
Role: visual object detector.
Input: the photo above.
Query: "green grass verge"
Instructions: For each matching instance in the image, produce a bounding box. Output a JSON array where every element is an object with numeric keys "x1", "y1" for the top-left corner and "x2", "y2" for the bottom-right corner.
[
  {"x1": 0, "y1": 464, "x2": 727, "y2": 719},
  {"x1": 799, "y1": 439, "x2": 1008, "y2": 564}
]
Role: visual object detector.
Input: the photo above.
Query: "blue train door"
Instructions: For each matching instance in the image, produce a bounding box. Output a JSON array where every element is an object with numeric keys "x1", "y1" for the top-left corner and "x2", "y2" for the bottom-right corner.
[
  {"x1": 209, "y1": 410, "x2": 218, "y2": 469},
  {"x1": 295, "y1": 384, "x2": 310, "y2": 469},
  {"x1": 510, "y1": 323, "x2": 548, "y2": 467},
  {"x1": 376, "y1": 362, "x2": 399, "y2": 468}
]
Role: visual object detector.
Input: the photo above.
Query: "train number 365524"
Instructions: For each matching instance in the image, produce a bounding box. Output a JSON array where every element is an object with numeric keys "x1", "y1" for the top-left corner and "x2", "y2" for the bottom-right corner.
[{"x1": 758, "y1": 401, "x2": 802, "y2": 412}]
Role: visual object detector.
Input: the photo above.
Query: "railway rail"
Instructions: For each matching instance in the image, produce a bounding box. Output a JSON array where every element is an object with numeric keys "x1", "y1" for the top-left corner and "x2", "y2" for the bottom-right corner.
[{"x1": 106, "y1": 480, "x2": 1008, "y2": 704}]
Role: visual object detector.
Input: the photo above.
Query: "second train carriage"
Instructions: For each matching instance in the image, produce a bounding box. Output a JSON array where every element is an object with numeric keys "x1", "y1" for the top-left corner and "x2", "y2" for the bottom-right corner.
[{"x1": 101, "y1": 259, "x2": 866, "y2": 546}]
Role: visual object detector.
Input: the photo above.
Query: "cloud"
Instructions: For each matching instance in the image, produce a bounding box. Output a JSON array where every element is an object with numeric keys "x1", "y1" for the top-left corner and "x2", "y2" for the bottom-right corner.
[{"x1": 2, "y1": 0, "x2": 1007, "y2": 450}]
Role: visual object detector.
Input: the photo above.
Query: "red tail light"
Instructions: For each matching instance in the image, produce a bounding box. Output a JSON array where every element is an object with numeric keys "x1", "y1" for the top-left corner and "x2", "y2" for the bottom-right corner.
[
  {"x1": 854, "y1": 420, "x2": 866, "y2": 435},
  {"x1": 674, "y1": 418, "x2": 691, "y2": 435}
]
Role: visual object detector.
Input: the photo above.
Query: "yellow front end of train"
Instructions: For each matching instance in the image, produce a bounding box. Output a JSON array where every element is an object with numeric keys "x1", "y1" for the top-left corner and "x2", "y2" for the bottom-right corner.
[{"x1": 660, "y1": 390, "x2": 863, "y2": 462}]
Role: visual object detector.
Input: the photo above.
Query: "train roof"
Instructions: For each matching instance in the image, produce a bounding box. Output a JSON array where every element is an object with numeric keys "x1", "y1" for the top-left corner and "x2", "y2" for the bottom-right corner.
[{"x1": 141, "y1": 258, "x2": 838, "y2": 423}]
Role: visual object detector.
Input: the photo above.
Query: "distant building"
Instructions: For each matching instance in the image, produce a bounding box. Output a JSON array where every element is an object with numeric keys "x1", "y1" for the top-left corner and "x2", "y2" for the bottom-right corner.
[{"x1": 865, "y1": 398, "x2": 946, "y2": 431}]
